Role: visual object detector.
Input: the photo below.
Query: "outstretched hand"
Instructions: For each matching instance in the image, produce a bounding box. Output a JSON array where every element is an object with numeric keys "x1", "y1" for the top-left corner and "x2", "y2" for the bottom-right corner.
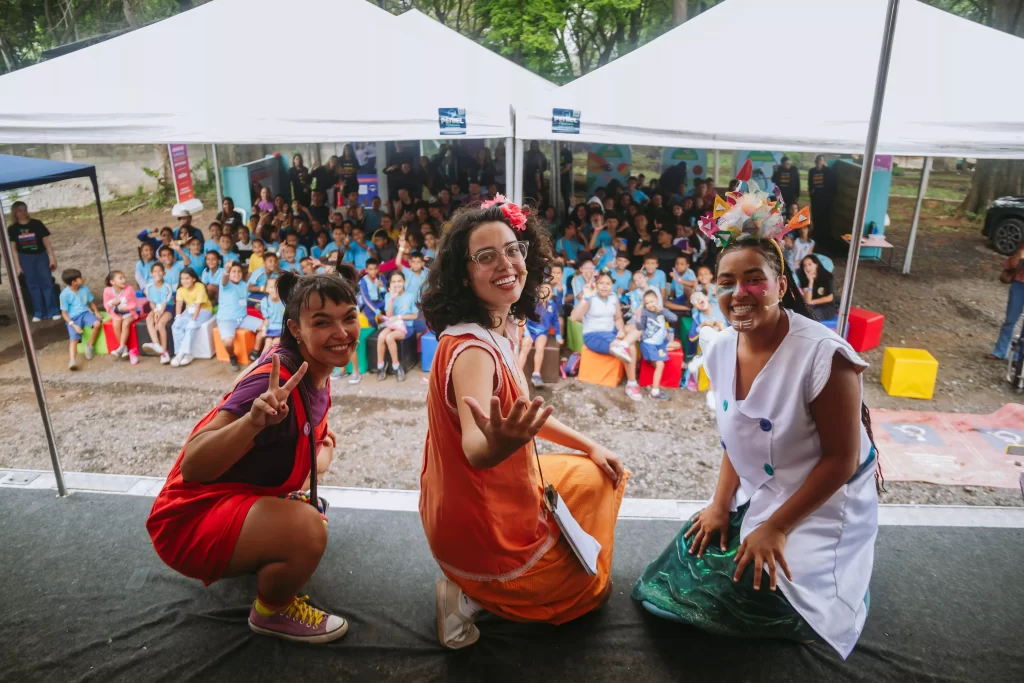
[
  {"x1": 463, "y1": 395, "x2": 553, "y2": 463},
  {"x1": 249, "y1": 354, "x2": 307, "y2": 429}
]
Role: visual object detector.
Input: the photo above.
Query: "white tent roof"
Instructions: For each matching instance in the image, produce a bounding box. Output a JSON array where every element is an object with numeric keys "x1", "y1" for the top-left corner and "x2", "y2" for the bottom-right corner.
[
  {"x1": 396, "y1": 9, "x2": 556, "y2": 93},
  {"x1": 0, "y1": 0, "x2": 516, "y2": 143},
  {"x1": 515, "y1": 0, "x2": 1024, "y2": 159}
]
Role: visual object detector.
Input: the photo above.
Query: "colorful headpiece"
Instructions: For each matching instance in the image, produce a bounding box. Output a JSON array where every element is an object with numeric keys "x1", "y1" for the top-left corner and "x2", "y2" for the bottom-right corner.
[
  {"x1": 787, "y1": 205, "x2": 811, "y2": 230},
  {"x1": 697, "y1": 158, "x2": 788, "y2": 249},
  {"x1": 481, "y1": 194, "x2": 529, "y2": 233}
]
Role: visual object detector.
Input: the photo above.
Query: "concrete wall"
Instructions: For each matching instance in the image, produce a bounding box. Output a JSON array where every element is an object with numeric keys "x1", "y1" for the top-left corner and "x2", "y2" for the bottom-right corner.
[{"x1": 0, "y1": 143, "x2": 213, "y2": 211}]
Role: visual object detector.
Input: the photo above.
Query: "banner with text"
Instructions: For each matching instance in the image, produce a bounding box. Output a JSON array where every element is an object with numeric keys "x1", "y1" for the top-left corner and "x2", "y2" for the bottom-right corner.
[{"x1": 168, "y1": 144, "x2": 195, "y2": 203}]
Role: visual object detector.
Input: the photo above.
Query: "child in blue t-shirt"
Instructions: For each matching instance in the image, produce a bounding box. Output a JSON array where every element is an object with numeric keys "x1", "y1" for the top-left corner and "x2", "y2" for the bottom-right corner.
[
  {"x1": 216, "y1": 262, "x2": 262, "y2": 371},
  {"x1": 422, "y1": 232, "x2": 438, "y2": 263},
  {"x1": 142, "y1": 262, "x2": 175, "y2": 364},
  {"x1": 278, "y1": 244, "x2": 302, "y2": 273},
  {"x1": 203, "y1": 222, "x2": 222, "y2": 253},
  {"x1": 134, "y1": 242, "x2": 156, "y2": 291},
  {"x1": 556, "y1": 223, "x2": 584, "y2": 267},
  {"x1": 214, "y1": 234, "x2": 239, "y2": 267},
  {"x1": 641, "y1": 255, "x2": 667, "y2": 295},
  {"x1": 250, "y1": 278, "x2": 285, "y2": 362},
  {"x1": 518, "y1": 283, "x2": 563, "y2": 388},
  {"x1": 666, "y1": 253, "x2": 698, "y2": 317},
  {"x1": 156, "y1": 243, "x2": 190, "y2": 290},
  {"x1": 359, "y1": 258, "x2": 387, "y2": 325},
  {"x1": 610, "y1": 252, "x2": 633, "y2": 296},
  {"x1": 375, "y1": 270, "x2": 418, "y2": 382},
  {"x1": 200, "y1": 251, "x2": 224, "y2": 303},
  {"x1": 344, "y1": 226, "x2": 375, "y2": 271},
  {"x1": 59, "y1": 268, "x2": 103, "y2": 370},
  {"x1": 311, "y1": 231, "x2": 332, "y2": 261}
]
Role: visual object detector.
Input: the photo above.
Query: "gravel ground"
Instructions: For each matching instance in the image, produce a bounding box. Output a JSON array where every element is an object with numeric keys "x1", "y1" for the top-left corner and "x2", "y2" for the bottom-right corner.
[{"x1": 0, "y1": 197, "x2": 1020, "y2": 506}]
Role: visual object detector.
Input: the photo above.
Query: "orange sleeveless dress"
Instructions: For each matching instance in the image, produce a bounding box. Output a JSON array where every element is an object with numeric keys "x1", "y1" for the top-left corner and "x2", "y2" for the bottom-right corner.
[{"x1": 419, "y1": 326, "x2": 628, "y2": 624}]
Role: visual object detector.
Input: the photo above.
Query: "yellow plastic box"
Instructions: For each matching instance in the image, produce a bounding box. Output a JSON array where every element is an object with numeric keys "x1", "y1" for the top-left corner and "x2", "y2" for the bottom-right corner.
[{"x1": 881, "y1": 348, "x2": 938, "y2": 400}]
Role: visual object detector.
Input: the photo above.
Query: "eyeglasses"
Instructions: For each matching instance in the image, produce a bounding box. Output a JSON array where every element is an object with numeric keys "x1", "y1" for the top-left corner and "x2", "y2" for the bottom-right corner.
[{"x1": 468, "y1": 241, "x2": 529, "y2": 269}]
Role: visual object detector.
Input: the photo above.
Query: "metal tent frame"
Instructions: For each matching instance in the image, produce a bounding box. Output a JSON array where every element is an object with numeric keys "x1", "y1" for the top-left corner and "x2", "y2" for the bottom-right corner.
[{"x1": 0, "y1": 154, "x2": 114, "y2": 497}]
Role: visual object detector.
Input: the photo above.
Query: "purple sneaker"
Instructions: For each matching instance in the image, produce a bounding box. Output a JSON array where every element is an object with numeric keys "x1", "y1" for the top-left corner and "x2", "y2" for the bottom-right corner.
[{"x1": 247, "y1": 595, "x2": 349, "y2": 644}]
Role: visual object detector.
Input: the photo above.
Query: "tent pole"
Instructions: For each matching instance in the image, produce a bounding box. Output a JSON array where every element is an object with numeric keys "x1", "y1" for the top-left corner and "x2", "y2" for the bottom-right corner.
[
  {"x1": 837, "y1": 0, "x2": 900, "y2": 337},
  {"x1": 0, "y1": 201, "x2": 67, "y2": 497},
  {"x1": 504, "y1": 136, "x2": 514, "y2": 199},
  {"x1": 513, "y1": 138, "x2": 525, "y2": 205},
  {"x1": 212, "y1": 144, "x2": 223, "y2": 210},
  {"x1": 903, "y1": 156, "x2": 930, "y2": 275},
  {"x1": 713, "y1": 149, "x2": 720, "y2": 187},
  {"x1": 549, "y1": 142, "x2": 559, "y2": 209},
  {"x1": 90, "y1": 173, "x2": 111, "y2": 274},
  {"x1": 375, "y1": 143, "x2": 388, "y2": 208}
]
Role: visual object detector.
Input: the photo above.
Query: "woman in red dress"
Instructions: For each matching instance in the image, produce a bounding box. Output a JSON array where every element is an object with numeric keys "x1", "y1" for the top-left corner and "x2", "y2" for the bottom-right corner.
[{"x1": 146, "y1": 269, "x2": 361, "y2": 644}]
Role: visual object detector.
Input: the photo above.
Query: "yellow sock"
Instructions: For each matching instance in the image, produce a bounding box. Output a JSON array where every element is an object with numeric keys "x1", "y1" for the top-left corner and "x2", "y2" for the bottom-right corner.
[{"x1": 254, "y1": 596, "x2": 291, "y2": 617}]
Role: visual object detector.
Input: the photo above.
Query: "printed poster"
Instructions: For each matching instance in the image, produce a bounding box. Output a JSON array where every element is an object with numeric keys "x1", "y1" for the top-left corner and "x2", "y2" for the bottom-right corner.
[
  {"x1": 552, "y1": 108, "x2": 581, "y2": 135},
  {"x1": 586, "y1": 144, "x2": 631, "y2": 194},
  {"x1": 169, "y1": 144, "x2": 195, "y2": 203},
  {"x1": 438, "y1": 108, "x2": 467, "y2": 136}
]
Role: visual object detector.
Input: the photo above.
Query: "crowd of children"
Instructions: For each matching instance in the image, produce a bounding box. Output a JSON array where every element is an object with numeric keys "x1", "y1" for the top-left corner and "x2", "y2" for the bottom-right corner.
[{"x1": 48, "y1": 152, "x2": 825, "y2": 393}]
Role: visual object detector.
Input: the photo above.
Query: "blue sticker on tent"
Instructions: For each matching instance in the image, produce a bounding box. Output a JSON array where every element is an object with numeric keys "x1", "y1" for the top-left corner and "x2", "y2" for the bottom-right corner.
[
  {"x1": 552, "y1": 108, "x2": 581, "y2": 134},
  {"x1": 438, "y1": 108, "x2": 467, "y2": 136}
]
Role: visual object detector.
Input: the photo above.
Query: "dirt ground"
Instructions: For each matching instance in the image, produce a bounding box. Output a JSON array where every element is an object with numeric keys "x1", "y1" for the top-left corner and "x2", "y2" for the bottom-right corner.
[{"x1": 0, "y1": 187, "x2": 1021, "y2": 506}]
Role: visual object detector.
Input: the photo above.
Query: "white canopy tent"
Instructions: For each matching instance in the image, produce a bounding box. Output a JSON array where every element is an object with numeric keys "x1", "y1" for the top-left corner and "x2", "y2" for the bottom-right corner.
[
  {"x1": 0, "y1": 0, "x2": 517, "y2": 143},
  {"x1": 515, "y1": 0, "x2": 1024, "y2": 159},
  {"x1": 395, "y1": 9, "x2": 556, "y2": 94}
]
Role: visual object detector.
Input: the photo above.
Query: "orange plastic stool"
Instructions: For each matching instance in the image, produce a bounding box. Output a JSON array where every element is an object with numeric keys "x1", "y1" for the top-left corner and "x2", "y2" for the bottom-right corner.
[
  {"x1": 213, "y1": 328, "x2": 256, "y2": 362},
  {"x1": 578, "y1": 346, "x2": 626, "y2": 387}
]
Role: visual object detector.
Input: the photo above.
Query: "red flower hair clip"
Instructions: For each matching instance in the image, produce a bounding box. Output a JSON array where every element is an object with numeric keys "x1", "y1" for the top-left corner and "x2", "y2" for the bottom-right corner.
[{"x1": 482, "y1": 193, "x2": 529, "y2": 233}]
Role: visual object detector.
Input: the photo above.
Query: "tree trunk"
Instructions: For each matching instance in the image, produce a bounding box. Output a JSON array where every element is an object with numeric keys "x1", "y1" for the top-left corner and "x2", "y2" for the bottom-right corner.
[
  {"x1": 672, "y1": 0, "x2": 689, "y2": 26},
  {"x1": 960, "y1": 159, "x2": 1024, "y2": 214},
  {"x1": 122, "y1": 0, "x2": 140, "y2": 29},
  {"x1": 959, "y1": 1, "x2": 1024, "y2": 212},
  {"x1": 158, "y1": 144, "x2": 173, "y2": 198},
  {"x1": 0, "y1": 32, "x2": 14, "y2": 72}
]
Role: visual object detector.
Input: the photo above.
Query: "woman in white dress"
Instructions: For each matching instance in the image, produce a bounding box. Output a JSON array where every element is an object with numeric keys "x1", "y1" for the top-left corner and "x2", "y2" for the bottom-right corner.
[{"x1": 632, "y1": 232, "x2": 882, "y2": 660}]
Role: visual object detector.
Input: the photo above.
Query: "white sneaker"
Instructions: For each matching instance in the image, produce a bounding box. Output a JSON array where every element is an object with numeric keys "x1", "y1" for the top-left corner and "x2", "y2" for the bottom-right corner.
[
  {"x1": 142, "y1": 342, "x2": 163, "y2": 355},
  {"x1": 109, "y1": 346, "x2": 122, "y2": 358},
  {"x1": 170, "y1": 353, "x2": 183, "y2": 367},
  {"x1": 609, "y1": 342, "x2": 632, "y2": 364},
  {"x1": 178, "y1": 354, "x2": 193, "y2": 366},
  {"x1": 625, "y1": 384, "x2": 642, "y2": 402},
  {"x1": 117, "y1": 345, "x2": 129, "y2": 360},
  {"x1": 84, "y1": 347, "x2": 94, "y2": 361},
  {"x1": 160, "y1": 352, "x2": 171, "y2": 364},
  {"x1": 347, "y1": 373, "x2": 362, "y2": 385},
  {"x1": 705, "y1": 388, "x2": 716, "y2": 411},
  {"x1": 51, "y1": 314, "x2": 62, "y2": 321},
  {"x1": 68, "y1": 359, "x2": 78, "y2": 371},
  {"x1": 435, "y1": 579, "x2": 480, "y2": 650},
  {"x1": 31, "y1": 317, "x2": 41, "y2": 323}
]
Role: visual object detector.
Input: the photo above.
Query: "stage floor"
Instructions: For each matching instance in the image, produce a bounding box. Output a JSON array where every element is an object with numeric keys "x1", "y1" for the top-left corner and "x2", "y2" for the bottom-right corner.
[{"x1": 0, "y1": 486, "x2": 1021, "y2": 683}]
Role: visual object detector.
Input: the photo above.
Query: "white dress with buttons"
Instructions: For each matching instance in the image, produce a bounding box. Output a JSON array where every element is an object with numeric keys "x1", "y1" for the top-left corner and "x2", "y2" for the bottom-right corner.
[{"x1": 704, "y1": 309, "x2": 878, "y2": 659}]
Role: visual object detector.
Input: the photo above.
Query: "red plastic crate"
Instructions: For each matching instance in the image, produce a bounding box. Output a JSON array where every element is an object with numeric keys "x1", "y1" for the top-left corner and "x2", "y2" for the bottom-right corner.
[
  {"x1": 846, "y1": 307, "x2": 884, "y2": 352},
  {"x1": 639, "y1": 348, "x2": 684, "y2": 388},
  {"x1": 102, "y1": 318, "x2": 141, "y2": 356}
]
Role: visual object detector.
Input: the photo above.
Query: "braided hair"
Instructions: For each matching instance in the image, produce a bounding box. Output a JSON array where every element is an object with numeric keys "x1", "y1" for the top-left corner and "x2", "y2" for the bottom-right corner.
[{"x1": 717, "y1": 235, "x2": 884, "y2": 491}]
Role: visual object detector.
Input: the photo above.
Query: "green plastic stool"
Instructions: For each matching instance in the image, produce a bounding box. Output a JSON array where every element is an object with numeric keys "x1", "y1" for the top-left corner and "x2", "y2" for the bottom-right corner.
[
  {"x1": 566, "y1": 319, "x2": 583, "y2": 354},
  {"x1": 679, "y1": 316, "x2": 694, "y2": 359},
  {"x1": 77, "y1": 312, "x2": 110, "y2": 355},
  {"x1": 345, "y1": 326, "x2": 374, "y2": 375}
]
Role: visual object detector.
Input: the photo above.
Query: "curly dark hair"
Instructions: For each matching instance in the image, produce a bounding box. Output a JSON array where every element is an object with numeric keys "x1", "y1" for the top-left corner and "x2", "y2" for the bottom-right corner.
[{"x1": 420, "y1": 202, "x2": 553, "y2": 334}]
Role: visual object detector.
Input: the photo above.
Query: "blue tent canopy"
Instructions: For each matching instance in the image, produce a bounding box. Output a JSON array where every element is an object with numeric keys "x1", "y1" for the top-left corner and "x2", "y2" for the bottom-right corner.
[{"x1": 0, "y1": 154, "x2": 96, "y2": 192}]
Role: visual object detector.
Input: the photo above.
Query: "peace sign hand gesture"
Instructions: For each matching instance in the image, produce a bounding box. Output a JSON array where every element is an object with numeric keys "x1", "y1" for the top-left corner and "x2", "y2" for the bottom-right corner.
[
  {"x1": 248, "y1": 354, "x2": 308, "y2": 429},
  {"x1": 463, "y1": 396, "x2": 553, "y2": 464}
]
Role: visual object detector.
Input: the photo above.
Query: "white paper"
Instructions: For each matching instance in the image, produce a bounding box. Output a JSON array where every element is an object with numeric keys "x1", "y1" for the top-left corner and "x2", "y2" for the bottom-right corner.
[{"x1": 551, "y1": 491, "x2": 602, "y2": 576}]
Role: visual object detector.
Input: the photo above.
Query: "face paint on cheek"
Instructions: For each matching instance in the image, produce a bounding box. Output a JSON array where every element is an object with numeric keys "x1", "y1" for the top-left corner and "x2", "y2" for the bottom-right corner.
[
  {"x1": 718, "y1": 284, "x2": 738, "y2": 297},
  {"x1": 738, "y1": 281, "x2": 771, "y2": 298}
]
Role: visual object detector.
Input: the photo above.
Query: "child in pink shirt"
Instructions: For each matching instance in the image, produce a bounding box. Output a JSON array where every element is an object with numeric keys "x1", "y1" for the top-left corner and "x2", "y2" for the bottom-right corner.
[{"x1": 103, "y1": 270, "x2": 139, "y2": 364}]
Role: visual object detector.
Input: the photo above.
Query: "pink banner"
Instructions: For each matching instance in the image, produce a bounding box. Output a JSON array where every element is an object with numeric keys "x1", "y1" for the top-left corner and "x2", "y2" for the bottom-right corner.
[
  {"x1": 169, "y1": 144, "x2": 195, "y2": 203},
  {"x1": 872, "y1": 403, "x2": 1024, "y2": 488}
]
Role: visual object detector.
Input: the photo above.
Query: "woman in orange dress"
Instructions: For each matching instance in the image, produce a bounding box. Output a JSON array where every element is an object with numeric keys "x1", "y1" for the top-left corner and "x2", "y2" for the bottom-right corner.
[{"x1": 418, "y1": 197, "x2": 629, "y2": 649}]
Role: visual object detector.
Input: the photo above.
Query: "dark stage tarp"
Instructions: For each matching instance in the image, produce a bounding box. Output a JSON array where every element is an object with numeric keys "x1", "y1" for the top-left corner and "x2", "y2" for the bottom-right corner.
[{"x1": 0, "y1": 488, "x2": 1021, "y2": 683}]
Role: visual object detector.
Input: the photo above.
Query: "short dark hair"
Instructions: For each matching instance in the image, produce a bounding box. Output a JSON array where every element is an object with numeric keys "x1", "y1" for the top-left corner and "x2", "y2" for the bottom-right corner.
[
  {"x1": 264, "y1": 252, "x2": 279, "y2": 261},
  {"x1": 365, "y1": 258, "x2": 379, "y2": 267},
  {"x1": 277, "y1": 268, "x2": 359, "y2": 352},
  {"x1": 420, "y1": 201, "x2": 553, "y2": 334},
  {"x1": 409, "y1": 250, "x2": 425, "y2": 260},
  {"x1": 781, "y1": 156, "x2": 790, "y2": 163},
  {"x1": 158, "y1": 245, "x2": 174, "y2": 257},
  {"x1": 11, "y1": 200, "x2": 27, "y2": 213},
  {"x1": 61, "y1": 268, "x2": 82, "y2": 286},
  {"x1": 605, "y1": 211, "x2": 621, "y2": 223},
  {"x1": 616, "y1": 251, "x2": 630, "y2": 260}
]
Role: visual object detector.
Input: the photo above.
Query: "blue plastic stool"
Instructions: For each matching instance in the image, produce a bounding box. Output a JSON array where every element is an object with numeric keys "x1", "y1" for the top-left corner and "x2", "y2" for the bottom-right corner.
[
  {"x1": 420, "y1": 331, "x2": 438, "y2": 372},
  {"x1": 821, "y1": 318, "x2": 839, "y2": 331}
]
